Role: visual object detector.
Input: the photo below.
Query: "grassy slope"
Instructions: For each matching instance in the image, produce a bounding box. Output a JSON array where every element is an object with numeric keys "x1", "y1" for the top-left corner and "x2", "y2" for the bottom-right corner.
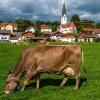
[{"x1": 0, "y1": 42, "x2": 100, "y2": 100}]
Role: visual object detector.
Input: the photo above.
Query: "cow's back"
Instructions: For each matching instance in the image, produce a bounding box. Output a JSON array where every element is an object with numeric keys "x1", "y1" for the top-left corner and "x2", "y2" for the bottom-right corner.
[{"x1": 34, "y1": 44, "x2": 82, "y2": 73}]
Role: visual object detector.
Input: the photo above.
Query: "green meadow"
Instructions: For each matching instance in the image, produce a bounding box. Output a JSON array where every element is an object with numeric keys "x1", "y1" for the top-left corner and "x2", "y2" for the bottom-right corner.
[{"x1": 0, "y1": 42, "x2": 100, "y2": 100}]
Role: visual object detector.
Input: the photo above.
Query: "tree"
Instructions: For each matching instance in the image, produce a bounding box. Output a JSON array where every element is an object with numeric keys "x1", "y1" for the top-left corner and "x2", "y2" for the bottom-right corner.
[
  {"x1": 80, "y1": 19, "x2": 95, "y2": 28},
  {"x1": 71, "y1": 14, "x2": 81, "y2": 33},
  {"x1": 0, "y1": 21, "x2": 3, "y2": 23},
  {"x1": 94, "y1": 22, "x2": 100, "y2": 28},
  {"x1": 16, "y1": 19, "x2": 34, "y2": 32},
  {"x1": 71, "y1": 14, "x2": 80, "y2": 23}
]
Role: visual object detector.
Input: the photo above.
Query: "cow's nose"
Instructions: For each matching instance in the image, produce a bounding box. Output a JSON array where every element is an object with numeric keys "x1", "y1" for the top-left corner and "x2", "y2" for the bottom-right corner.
[{"x1": 4, "y1": 91, "x2": 10, "y2": 94}]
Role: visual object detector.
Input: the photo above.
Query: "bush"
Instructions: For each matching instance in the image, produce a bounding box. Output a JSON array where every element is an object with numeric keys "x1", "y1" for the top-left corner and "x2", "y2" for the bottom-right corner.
[
  {"x1": 93, "y1": 37, "x2": 100, "y2": 42},
  {"x1": 10, "y1": 34, "x2": 16, "y2": 37}
]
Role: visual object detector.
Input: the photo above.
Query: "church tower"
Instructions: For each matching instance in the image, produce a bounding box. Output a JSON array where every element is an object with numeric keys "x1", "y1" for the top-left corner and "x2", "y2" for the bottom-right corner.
[{"x1": 61, "y1": 2, "x2": 67, "y2": 25}]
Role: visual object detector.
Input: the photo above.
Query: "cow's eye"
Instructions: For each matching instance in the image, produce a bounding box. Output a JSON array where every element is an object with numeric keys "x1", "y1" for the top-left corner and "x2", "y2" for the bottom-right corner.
[{"x1": 6, "y1": 81, "x2": 9, "y2": 84}]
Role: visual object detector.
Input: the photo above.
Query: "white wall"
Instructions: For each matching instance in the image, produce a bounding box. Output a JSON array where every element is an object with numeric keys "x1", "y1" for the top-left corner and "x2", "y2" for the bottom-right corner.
[
  {"x1": 50, "y1": 36, "x2": 61, "y2": 40},
  {"x1": 78, "y1": 39, "x2": 85, "y2": 42},
  {"x1": 96, "y1": 34, "x2": 100, "y2": 37},
  {"x1": 60, "y1": 38, "x2": 75, "y2": 42},
  {"x1": 41, "y1": 29, "x2": 52, "y2": 33},
  {"x1": 9, "y1": 40, "x2": 18, "y2": 43},
  {"x1": 51, "y1": 36, "x2": 75, "y2": 43},
  {"x1": 86, "y1": 38, "x2": 93, "y2": 42},
  {"x1": 0, "y1": 34, "x2": 10, "y2": 41},
  {"x1": 25, "y1": 27, "x2": 35, "y2": 33},
  {"x1": 1, "y1": 27, "x2": 5, "y2": 30},
  {"x1": 59, "y1": 27, "x2": 77, "y2": 34},
  {"x1": 5, "y1": 25, "x2": 13, "y2": 33},
  {"x1": 61, "y1": 14, "x2": 67, "y2": 25}
]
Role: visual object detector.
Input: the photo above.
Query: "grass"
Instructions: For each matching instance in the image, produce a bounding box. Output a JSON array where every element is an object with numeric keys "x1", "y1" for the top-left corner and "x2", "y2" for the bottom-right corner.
[{"x1": 0, "y1": 42, "x2": 100, "y2": 100}]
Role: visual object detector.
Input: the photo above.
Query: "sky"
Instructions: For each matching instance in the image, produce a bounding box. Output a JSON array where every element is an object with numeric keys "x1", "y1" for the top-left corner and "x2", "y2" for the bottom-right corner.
[{"x1": 0, "y1": 0, "x2": 100, "y2": 22}]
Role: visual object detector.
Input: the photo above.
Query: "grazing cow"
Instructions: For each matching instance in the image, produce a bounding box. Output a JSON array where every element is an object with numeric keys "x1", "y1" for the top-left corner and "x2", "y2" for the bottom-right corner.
[{"x1": 4, "y1": 44, "x2": 83, "y2": 93}]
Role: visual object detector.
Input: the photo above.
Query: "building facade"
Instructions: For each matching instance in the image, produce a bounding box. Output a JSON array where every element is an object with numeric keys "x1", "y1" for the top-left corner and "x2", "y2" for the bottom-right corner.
[
  {"x1": 25, "y1": 26, "x2": 35, "y2": 33},
  {"x1": 40, "y1": 24, "x2": 52, "y2": 33},
  {"x1": 0, "y1": 30, "x2": 11, "y2": 41},
  {"x1": 0, "y1": 22, "x2": 17, "y2": 33}
]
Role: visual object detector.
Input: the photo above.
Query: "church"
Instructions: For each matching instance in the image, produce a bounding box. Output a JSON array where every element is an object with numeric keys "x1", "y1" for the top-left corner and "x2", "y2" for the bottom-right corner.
[{"x1": 58, "y1": 2, "x2": 77, "y2": 34}]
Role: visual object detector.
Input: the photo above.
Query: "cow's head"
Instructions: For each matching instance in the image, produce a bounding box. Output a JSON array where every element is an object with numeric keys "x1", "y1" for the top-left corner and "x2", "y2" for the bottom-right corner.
[{"x1": 4, "y1": 71, "x2": 19, "y2": 93}]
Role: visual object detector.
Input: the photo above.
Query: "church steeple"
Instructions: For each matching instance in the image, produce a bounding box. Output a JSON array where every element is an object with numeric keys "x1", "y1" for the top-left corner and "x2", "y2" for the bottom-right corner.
[
  {"x1": 61, "y1": 2, "x2": 67, "y2": 25},
  {"x1": 62, "y1": 3, "x2": 66, "y2": 16}
]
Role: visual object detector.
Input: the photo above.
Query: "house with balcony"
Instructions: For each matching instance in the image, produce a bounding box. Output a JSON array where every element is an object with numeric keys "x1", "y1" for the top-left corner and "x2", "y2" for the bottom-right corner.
[
  {"x1": 40, "y1": 24, "x2": 52, "y2": 33},
  {"x1": 0, "y1": 30, "x2": 11, "y2": 41},
  {"x1": 0, "y1": 22, "x2": 17, "y2": 33}
]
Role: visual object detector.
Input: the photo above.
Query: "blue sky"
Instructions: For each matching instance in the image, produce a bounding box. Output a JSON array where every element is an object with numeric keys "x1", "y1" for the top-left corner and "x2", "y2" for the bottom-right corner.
[{"x1": 0, "y1": 0, "x2": 100, "y2": 22}]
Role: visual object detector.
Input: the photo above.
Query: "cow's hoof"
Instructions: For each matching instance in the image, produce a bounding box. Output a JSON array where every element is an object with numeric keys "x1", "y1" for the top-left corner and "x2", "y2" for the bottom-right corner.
[
  {"x1": 74, "y1": 87, "x2": 79, "y2": 90},
  {"x1": 20, "y1": 88, "x2": 25, "y2": 91},
  {"x1": 60, "y1": 85, "x2": 64, "y2": 89},
  {"x1": 36, "y1": 88, "x2": 39, "y2": 90}
]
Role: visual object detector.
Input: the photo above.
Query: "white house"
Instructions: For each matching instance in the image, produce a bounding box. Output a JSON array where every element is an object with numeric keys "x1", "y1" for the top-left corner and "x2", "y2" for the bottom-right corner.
[
  {"x1": 25, "y1": 26, "x2": 35, "y2": 33},
  {"x1": 93, "y1": 29, "x2": 100, "y2": 37},
  {"x1": 9, "y1": 37, "x2": 21, "y2": 43},
  {"x1": 0, "y1": 22, "x2": 17, "y2": 33},
  {"x1": 77, "y1": 33, "x2": 86, "y2": 42},
  {"x1": 0, "y1": 30, "x2": 11, "y2": 41},
  {"x1": 40, "y1": 24, "x2": 52, "y2": 33},
  {"x1": 50, "y1": 31, "x2": 76, "y2": 43},
  {"x1": 58, "y1": 2, "x2": 77, "y2": 34},
  {"x1": 50, "y1": 31, "x2": 63, "y2": 40},
  {"x1": 60, "y1": 34, "x2": 76, "y2": 42}
]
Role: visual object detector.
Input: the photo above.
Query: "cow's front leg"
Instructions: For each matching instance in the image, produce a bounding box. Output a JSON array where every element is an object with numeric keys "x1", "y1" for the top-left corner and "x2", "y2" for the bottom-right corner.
[
  {"x1": 60, "y1": 75, "x2": 69, "y2": 87},
  {"x1": 21, "y1": 79, "x2": 29, "y2": 91},
  {"x1": 21, "y1": 69, "x2": 37, "y2": 91}
]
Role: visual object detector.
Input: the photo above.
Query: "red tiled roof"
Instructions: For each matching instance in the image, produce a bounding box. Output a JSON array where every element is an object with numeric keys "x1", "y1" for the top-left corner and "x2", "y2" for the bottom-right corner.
[
  {"x1": 60, "y1": 22, "x2": 76, "y2": 28},
  {"x1": 93, "y1": 29, "x2": 100, "y2": 34},
  {"x1": 82, "y1": 28, "x2": 94, "y2": 32},
  {"x1": 63, "y1": 33, "x2": 76, "y2": 38},
  {"x1": 82, "y1": 28, "x2": 100, "y2": 34},
  {"x1": 42, "y1": 32, "x2": 53, "y2": 35},
  {"x1": 40, "y1": 24, "x2": 50, "y2": 29},
  {"x1": 22, "y1": 32, "x2": 35, "y2": 38},
  {"x1": 51, "y1": 31, "x2": 63, "y2": 37},
  {"x1": 78, "y1": 33, "x2": 86, "y2": 39},
  {"x1": 0, "y1": 22, "x2": 17, "y2": 27}
]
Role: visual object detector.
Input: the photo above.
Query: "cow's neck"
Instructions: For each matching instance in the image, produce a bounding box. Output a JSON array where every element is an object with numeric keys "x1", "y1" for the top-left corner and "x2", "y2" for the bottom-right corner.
[{"x1": 13, "y1": 73, "x2": 21, "y2": 84}]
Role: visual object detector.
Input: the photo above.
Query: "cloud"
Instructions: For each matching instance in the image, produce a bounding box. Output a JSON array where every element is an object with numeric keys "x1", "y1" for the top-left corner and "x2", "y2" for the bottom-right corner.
[{"x1": 0, "y1": 0, "x2": 100, "y2": 22}]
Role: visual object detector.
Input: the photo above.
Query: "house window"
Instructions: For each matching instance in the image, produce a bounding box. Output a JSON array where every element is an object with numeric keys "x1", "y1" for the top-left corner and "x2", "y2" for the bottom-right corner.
[
  {"x1": 64, "y1": 17, "x2": 65, "y2": 20},
  {"x1": 1, "y1": 37, "x2": 7, "y2": 40}
]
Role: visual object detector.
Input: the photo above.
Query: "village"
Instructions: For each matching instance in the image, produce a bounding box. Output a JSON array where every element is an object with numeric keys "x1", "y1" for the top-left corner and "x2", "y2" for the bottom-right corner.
[{"x1": 0, "y1": 2, "x2": 100, "y2": 44}]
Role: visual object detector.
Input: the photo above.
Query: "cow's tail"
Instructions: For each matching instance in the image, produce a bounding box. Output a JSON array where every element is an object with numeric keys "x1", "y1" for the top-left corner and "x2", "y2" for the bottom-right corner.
[{"x1": 81, "y1": 50, "x2": 87, "y2": 73}]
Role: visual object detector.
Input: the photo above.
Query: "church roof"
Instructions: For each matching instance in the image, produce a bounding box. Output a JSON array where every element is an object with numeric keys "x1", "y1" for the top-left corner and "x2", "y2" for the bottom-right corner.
[
  {"x1": 60, "y1": 22, "x2": 76, "y2": 28},
  {"x1": 62, "y1": 3, "x2": 66, "y2": 16},
  {"x1": 40, "y1": 24, "x2": 50, "y2": 29}
]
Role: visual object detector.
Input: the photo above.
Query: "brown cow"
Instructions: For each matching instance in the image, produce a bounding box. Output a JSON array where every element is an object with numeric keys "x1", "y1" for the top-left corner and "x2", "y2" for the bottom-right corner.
[{"x1": 4, "y1": 44, "x2": 82, "y2": 93}]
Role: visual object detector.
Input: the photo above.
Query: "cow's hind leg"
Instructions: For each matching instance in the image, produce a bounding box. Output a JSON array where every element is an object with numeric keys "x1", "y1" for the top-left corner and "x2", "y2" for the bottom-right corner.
[
  {"x1": 75, "y1": 72, "x2": 80, "y2": 90},
  {"x1": 60, "y1": 75, "x2": 69, "y2": 88},
  {"x1": 35, "y1": 74, "x2": 40, "y2": 89}
]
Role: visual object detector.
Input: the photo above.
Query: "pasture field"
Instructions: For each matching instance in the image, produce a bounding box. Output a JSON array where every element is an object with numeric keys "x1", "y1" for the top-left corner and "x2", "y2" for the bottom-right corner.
[{"x1": 0, "y1": 42, "x2": 100, "y2": 100}]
